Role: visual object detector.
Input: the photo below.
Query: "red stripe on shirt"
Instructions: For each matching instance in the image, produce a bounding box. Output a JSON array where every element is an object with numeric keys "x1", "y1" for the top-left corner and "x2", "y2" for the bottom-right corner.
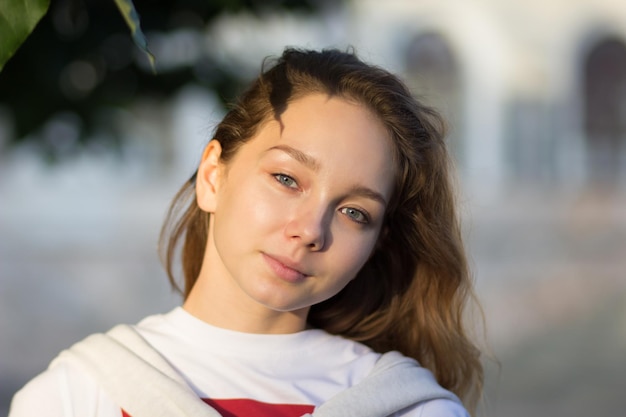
[
  {"x1": 121, "y1": 398, "x2": 315, "y2": 417},
  {"x1": 203, "y1": 398, "x2": 315, "y2": 417}
]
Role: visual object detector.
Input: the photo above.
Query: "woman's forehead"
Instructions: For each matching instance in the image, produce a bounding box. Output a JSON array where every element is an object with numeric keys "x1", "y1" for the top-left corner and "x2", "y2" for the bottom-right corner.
[{"x1": 238, "y1": 94, "x2": 396, "y2": 198}]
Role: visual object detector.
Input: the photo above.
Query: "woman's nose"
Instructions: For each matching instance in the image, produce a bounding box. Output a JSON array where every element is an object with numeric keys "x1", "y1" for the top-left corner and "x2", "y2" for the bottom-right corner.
[{"x1": 284, "y1": 203, "x2": 330, "y2": 251}]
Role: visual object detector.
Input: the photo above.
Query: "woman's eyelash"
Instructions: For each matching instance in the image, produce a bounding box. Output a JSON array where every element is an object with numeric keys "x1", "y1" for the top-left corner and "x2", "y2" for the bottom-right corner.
[
  {"x1": 340, "y1": 207, "x2": 370, "y2": 224},
  {"x1": 271, "y1": 174, "x2": 371, "y2": 225},
  {"x1": 273, "y1": 173, "x2": 298, "y2": 188}
]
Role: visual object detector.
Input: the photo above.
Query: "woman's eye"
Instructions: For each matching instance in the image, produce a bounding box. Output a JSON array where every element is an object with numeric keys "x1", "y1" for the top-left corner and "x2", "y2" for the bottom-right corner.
[
  {"x1": 274, "y1": 173, "x2": 298, "y2": 189},
  {"x1": 340, "y1": 207, "x2": 369, "y2": 224}
]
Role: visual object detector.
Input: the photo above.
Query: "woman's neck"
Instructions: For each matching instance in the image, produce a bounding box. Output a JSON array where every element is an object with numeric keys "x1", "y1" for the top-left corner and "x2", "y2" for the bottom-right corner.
[{"x1": 183, "y1": 274, "x2": 310, "y2": 334}]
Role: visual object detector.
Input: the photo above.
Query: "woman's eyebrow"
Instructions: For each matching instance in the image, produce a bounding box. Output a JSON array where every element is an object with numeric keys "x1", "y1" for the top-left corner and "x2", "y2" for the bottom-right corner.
[
  {"x1": 266, "y1": 144, "x2": 387, "y2": 206},
  {"x1": 348, "y1": 185, "x2": 388, "y2": 207},
  {"x1": 266, "y1": 145, "x2": 321, "y2": 171}
]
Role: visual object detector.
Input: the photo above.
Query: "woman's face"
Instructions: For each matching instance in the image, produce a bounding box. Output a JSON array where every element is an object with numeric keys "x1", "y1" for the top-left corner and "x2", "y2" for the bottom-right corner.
[{"x1": 195, "y1": 93, "x2": 396, "y2": 327}]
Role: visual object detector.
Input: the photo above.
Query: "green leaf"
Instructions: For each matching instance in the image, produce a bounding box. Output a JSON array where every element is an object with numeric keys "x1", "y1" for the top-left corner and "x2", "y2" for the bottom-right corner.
[
  {"x1": 0, "y1": 0, "x2": 50, "y2": 72},
  {"x1": 113, "y1": 0, "x2": 156, "y2": 73}
]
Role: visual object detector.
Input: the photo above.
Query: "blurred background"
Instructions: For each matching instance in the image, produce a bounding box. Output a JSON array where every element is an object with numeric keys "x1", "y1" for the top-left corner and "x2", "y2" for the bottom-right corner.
[{"x1": 1, "y1": 0, "x2": 625, "y2": 416}]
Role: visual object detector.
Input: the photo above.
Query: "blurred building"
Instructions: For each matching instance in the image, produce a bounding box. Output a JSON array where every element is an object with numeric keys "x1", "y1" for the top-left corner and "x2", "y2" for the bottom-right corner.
[
  {"x1": 346, "y1": 0, "x2": 626, "y2": 196},
  {"x1": 2, "y1": 1, "x2": 626, "y2": 417}
]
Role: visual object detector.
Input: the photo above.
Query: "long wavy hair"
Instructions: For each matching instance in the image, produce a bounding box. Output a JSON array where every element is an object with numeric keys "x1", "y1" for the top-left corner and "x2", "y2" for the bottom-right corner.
[{"x1": 160, "y1": 48, "x2": 483, "y2": 413}]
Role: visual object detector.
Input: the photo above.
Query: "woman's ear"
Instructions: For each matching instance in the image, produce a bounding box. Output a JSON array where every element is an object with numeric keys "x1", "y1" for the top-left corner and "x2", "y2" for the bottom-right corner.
[{"x1": 196, "y1": 140, "x2": 223, "y2": 213}]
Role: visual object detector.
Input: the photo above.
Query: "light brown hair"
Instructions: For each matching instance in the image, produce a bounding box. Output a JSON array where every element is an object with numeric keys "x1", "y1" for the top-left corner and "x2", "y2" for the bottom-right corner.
[{"x1": 160, "y1": 48, "x2": 483, "y2": 413}]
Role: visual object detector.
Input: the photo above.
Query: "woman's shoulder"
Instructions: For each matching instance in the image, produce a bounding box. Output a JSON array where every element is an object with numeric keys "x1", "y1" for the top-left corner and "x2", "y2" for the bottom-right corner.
[
  {"x1": 397, "y1": 399, "x2": 469, "y2": 417},
  {"x1": 9, "y1": 312, "x2": 175, "y2": 417},
  {"x1": 10, "y1": 365, "x2": 69, "y2": 416},
  {"x1": 9, "y1": 360, "x2": 119, "y2": 417}
]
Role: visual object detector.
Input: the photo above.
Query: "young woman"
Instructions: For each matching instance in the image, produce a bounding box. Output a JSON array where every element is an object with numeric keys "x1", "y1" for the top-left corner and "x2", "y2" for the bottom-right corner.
[{"x1": 10, "y1": 48, "x2": 483, "y2": 417}]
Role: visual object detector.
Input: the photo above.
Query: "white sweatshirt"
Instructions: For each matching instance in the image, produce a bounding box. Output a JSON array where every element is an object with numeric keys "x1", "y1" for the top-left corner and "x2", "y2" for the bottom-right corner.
[{"x1": 9, "y1": 307, "x2": 468, "y2": 417}]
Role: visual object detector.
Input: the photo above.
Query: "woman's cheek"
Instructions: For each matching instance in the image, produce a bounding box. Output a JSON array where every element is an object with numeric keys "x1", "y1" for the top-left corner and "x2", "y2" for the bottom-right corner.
[
  {"x1": 248, "y1": 186, "x2": 287, "y2": 226},
  {"x1": 324, "y1": 217, "x2": 379, "y2": 265}
]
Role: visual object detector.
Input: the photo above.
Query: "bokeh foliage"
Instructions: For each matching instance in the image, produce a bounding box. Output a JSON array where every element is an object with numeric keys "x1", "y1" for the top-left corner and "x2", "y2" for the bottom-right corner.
[
  {"x1": 0, "y1": 0, "x2": 50, "y2": 71},
  {"x1": 0, "y1": 0, "x2": 329, "y2": 158}
]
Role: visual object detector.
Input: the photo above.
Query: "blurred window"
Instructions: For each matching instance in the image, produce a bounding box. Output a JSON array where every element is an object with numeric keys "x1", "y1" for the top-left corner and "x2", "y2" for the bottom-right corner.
[
  {"x1": 405, "y1": 32, "x2": 463, "y2": 166},
  {"x1": 584, "y1": 38, "x2": 626, "y2": 185}
]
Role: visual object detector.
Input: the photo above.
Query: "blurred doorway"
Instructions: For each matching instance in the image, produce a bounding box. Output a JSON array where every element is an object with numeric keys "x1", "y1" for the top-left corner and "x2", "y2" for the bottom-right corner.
[
  {"x1": 584, "y1": 38, "x2": 626, "y2": 186},
  {"x1": 405, "y1": 32, "x2": 463, "y2": 168}
]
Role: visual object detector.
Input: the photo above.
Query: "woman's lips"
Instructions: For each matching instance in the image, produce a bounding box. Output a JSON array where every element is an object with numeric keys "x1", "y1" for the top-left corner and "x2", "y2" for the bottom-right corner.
[{"x1": 262, "y1": 253, "x2": 309, "y2": 283}]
